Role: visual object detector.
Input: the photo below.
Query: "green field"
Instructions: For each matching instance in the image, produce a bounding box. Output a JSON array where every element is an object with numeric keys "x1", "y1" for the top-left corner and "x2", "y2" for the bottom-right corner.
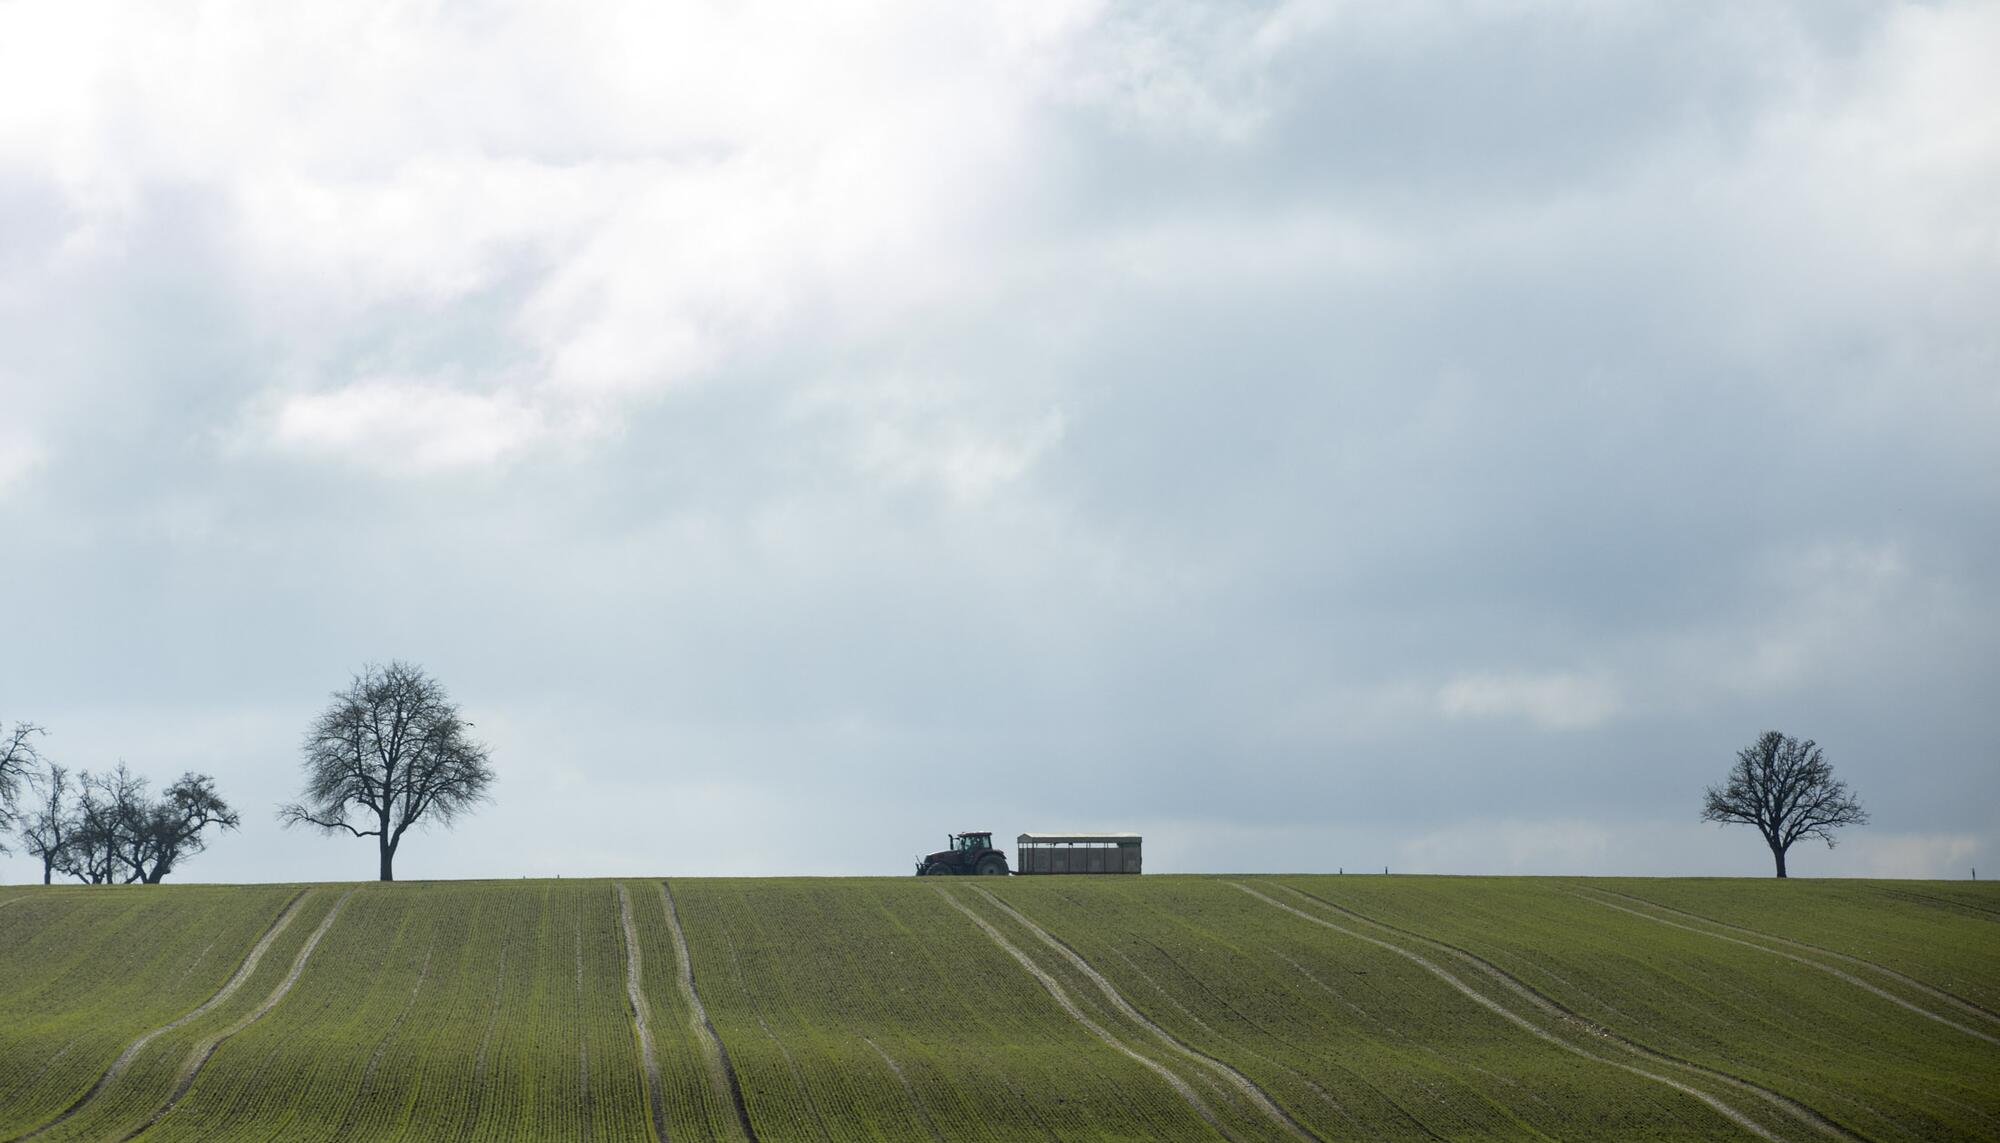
[{"x1": 1, "y1": 876, "x2": 1995, "y2": 1141}]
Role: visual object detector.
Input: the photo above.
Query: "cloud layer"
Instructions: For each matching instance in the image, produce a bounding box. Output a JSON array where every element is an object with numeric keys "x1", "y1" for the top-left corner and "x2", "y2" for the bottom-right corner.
[{"x1": 2, "y1": 0, "x2": 1995, "y2": 882}]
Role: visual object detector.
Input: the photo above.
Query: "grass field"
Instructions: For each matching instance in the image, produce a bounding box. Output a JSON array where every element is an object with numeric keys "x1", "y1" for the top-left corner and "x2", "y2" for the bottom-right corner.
[{"x1": 1, "y1": 876, "x2": 1994, "y2": 1141}]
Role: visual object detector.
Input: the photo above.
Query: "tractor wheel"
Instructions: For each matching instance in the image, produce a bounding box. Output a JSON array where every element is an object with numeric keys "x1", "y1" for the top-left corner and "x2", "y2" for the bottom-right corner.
[
  {"x1": 921, "y1": 862, "x2": 953, "y2": 877},
  {"x1": 976, "y1": 855, "x2": 1008, "y2": 876}
]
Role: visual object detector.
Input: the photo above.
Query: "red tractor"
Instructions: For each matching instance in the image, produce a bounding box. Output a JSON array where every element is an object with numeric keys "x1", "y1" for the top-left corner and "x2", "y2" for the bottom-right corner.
[{"x1": 915, "y1": 831, "x2": 1010, "y2": 876}]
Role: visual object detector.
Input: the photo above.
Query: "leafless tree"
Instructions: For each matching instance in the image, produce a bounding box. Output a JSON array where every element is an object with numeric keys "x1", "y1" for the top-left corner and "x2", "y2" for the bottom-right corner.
[
  {"x1": 18, "y1": 761, "x2": 75, "y2": 884},
  {"x1": 1, "y1": 720, "x2": 47, "y2": 849},
  {"x1": 48, "y1": 764, "x2": 238, "y2": 884},
  {"x1": 125, "y1": 773, "x2": 241, "y2": 883},
  {"x1": 57, "y1": 765, "x2": 141, "y2": 884},
  {"x1": 1702, "y1": 731, "x2": 1868, "y2": 878},
  {"x1": 278, "y1": 661, "x2": 495, "y2": 881}
]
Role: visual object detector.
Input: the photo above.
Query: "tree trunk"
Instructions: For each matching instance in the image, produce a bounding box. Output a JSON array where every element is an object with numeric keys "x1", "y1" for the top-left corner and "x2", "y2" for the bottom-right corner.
[
  {"x1": 1772, "y1": 844, "x2": 1788, "y2": 878},
  {"x1": 41, "y1": 859, "x2": 52, "y2": 886},
  {"x1": 379, "y1": 840, "x2": 395, "y2": 882}
]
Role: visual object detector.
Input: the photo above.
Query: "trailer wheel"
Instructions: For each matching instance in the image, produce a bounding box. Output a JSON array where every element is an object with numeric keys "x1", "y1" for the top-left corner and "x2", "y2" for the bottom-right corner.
[{"x1": 976, "y1": 856, "x2": 1008, "y2": 876}]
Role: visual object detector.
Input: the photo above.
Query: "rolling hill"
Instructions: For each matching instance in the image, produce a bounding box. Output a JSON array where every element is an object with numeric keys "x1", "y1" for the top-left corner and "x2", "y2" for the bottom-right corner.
[{"x1": 1, "y1": 875, "x2": 1995, "y2": 1141}]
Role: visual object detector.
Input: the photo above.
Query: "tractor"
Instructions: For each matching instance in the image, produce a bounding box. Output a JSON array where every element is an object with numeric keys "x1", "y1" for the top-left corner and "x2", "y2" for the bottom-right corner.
[{"x1": 915, "y1": 831, "x2": 1010, "y2": 876}]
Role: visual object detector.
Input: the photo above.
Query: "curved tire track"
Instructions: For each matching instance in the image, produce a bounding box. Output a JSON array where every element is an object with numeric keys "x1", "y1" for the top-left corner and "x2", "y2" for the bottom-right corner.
[
  {"x1": 1873, "y1": 887, "x2": 2000, "y2": 923},
  {"x1": 5, "y1": 888, "x2": 310, "y2": 1143},
  {"x1": 660, "y1": 882, "x2": 759, "y2": 1143},
  {"x1": 971, "y1": 886, "x2": 1322, "y2": 1142},
  {"x1": 1276, "y1": 885, "x2": 1870, "y2": 1142},
  {"x1": 114, "y1": 888, "x2": 353, "y2": 1141},
  {"x1": 1594, "y1": 888, "x2": 2000, "y2": 1028},
  {"x1": 1573, "y1": 889, "x2": 2000, "y2": 1047},
  {"x1": 1238, "y1": 884, "x2": 1825, "y2": 1143},
  {"x1": 863, "y1": 1037, "x2": 944, "y2": 1143},
  {"x1": 1110, "y1": 941, "x2": 1377, "y2": 1141},
  {"x1": 936, "y1": 889, "x2": 1234, "y2": 1140}
]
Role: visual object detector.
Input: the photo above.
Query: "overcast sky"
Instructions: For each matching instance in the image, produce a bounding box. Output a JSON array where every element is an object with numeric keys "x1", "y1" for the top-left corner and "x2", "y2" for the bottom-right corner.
[{"x1": 3, "y1": 1, "x2": 1996, "y2": 883}]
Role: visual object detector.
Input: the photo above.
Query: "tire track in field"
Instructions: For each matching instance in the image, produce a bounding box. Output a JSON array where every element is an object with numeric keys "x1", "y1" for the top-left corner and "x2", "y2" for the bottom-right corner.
[
  {"x1": 1573, "y1": 889, "x2": 2000, "y2": 1048},
  {"x1": 935, "y1": 889, "x2": 1235, "y2": 1142},
  {"x1": 970, "y1": 886, "x2": 1323, "y2": 1143},
  {"x1": 660, "y1": 881, "x2": 760, "y2": 1143},
  {"x1": 1237, "y1": 884, "x2": 1822, "y2": 1143},
  {"x1": 1109, "y1": 943, "x2": 1378, "y2": 1142},
  {"x1": 1269, "y1": 949, "x2": 1482, "y2": 1143},
  {"x1": 617, "y1": 883, "x2": 670, "y2": 1143},
  {"x1": 120, "y1": 887, "x2": 354, "y2": 1142},
  {"x1": 4, "y1": 888, "x2": 310, "y2": 1143},
  {"x1": 862, "y1": 1037, "x2": 944, "y2": 1143},
  {"x1": 1275, "y1": 885, "x2": 1871, "y2": 1142},
  {"x1": 1873, "y1": 887, "x2": 2000, "y2": 922},
  {"x1": 1598, "y1": 887, "x2": 2000, "y2": 1028}
]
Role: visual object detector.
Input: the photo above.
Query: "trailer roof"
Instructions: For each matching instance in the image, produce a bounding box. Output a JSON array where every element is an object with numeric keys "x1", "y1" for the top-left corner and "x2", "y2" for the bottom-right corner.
[{"x1": 1016, "y1": 832, "x2": 1142, "y2": 844}]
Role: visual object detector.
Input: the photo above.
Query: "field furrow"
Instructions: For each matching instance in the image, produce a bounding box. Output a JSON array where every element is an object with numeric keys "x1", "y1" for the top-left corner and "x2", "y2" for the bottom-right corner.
[
  {"x1": 1592, "y1": 887, "x2": 2000, "y2": 1030},
  {"x1": 971, "y1": 885, "x2": 1321, "y2": 1142},
  {"x1": 1257, "y1": 883, "x2": 1853, "y2": 1143},
  {"x1": 616, "y1": 882, "x2": 668, "y2": 1143},
  {"x1": 1277, "y1": 876, "x2": 2000, "y2": 1141},
  {"x1": 2, "y1": 875, "x2": 1992, "y2": 1141},
  {"x1": 3, "y1": 889, "x2": 311, "y2": 1142},
  {"x1": 939, "y1": 887, "x2": 1232, "y2": 1138},
  {"x1": 862, "y1": 1036, "x2": 945, "y2": 1143},
  {"x1": 659, "y1": 881, "x2": 758, "y2": 1142},
  {"x1": 129, "y1": 887, "x2": 355, "y2": 1140},
  {"x1": 1573, "y1": 888, "x2": 2000, "y2": 1048}
]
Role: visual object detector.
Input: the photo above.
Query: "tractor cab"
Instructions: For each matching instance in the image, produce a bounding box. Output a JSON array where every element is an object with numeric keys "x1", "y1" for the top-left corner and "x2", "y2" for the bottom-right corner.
[{"x1": 915, "y1": 830, "x2": 1010, "y2": 876}]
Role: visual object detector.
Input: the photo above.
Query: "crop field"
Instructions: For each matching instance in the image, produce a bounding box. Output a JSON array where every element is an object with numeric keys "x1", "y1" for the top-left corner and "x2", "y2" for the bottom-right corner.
[{"x1": 0, "y1": 876, "x2": 1994, "y2": 1141}]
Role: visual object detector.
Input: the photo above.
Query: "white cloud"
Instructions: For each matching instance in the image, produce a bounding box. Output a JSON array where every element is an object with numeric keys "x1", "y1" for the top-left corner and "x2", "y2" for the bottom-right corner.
[
  {"x1": 267, "y1": 381, "x2": 549, "y2": 474},
  {"x1": 1436, "y1": 670, "x2": 1622, "y2": 731}
]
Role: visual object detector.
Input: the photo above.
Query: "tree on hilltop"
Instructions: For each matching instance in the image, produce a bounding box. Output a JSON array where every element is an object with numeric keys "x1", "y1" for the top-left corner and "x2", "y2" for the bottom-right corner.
[
  {"x1": 1702, "y1": 730, "x2": 1867, "y2": 878},
  {"x1": 1, "y1": 720, "x2": 47, "y2": 848},
  {"x1": 50, "y1": 763, "x2": 240, "y2": 884},
  {"x1": 279, "y1": 661, "x2": 495, "y2": 881},
  {"x1": 18, "y1": 761, "x2": 74, "y2": 884}
]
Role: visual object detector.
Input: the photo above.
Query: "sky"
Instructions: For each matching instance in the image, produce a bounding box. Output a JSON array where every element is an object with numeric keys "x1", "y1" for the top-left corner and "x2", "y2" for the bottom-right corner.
[{"x1": 2, "y1": 0, "x2": 1996, "y2": 883}]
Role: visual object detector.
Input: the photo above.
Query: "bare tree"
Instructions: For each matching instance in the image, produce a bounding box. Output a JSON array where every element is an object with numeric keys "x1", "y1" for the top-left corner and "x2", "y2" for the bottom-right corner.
[
  {"x1": 1, "y1": 720, "x2": 47, "y2": 849},
  {"x1": 57, "y1": 765, "x2": 141, "y2": 884},
  {"x1": 279, "y1": 661, "x2": 495, "y2": 881},
  {"x1": 125, "y1": 773, "x2": 241, "y2": 883},
  {"x1": 1702, "y1": 731, "x2": 1868, "y2": 878},
  {"x1": 18, "y1": 761, "x2": 75, "y2": 884},
  {"x1": 46, "y1": 764, "x2": 238, "y2": 884}
]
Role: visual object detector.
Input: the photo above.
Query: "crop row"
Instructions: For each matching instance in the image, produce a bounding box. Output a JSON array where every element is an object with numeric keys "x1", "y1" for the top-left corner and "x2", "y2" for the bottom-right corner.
[
  {"x1": 1, "y1": 876, "x2": 1993, "y2": 1140},
  {"x1": 1267, "y1": 875, "x2": 2000, "y2": 1141},
  {"x1": 0, "y1": 883, "x2": 309, "y2": 1139}
]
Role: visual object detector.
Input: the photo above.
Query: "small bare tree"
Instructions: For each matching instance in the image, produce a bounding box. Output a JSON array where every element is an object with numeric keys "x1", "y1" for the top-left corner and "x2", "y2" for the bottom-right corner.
[
  {"x1": 1, "y1": 720, "x2": 47, "y2": 848},
  {"x1": 1702, "y1": 731, "x2": 1868, "y2": 878},
  {"x1": 279, "y1": 661, "x2": 495, "y2": 881},
  {"x1": 18, "y1": 761, "x2": 75, "y2": 884}
]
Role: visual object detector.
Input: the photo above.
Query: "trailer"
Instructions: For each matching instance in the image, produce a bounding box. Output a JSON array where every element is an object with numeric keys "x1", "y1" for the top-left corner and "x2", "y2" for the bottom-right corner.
[{"x1": 1015, "y1": 833, "x2": 1142, "y2": 875}]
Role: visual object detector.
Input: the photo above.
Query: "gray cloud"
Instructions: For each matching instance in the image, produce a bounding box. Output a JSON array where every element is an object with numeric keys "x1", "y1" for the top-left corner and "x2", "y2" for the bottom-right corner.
[{"x1": 3, "y1": 0, "x2": 1995, "y2": 883}]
